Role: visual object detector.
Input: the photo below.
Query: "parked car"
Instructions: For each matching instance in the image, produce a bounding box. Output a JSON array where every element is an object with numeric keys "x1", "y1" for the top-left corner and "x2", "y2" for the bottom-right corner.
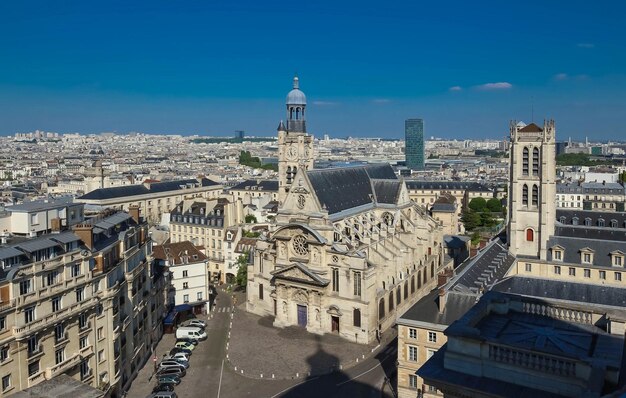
[
  {"x1": 156, "y1": 367, "x2": 186, "y2": 378},
  {"x1": 147, "y1": 392, "x2": 177, "y2": 398},
  {"x1": 176, "y1": 338, "x2": 198, "y2": 346},
  {"x1": 161, "y1": 356, "x2": 188, "y2": 367},
  {"x1": 174, "y1": 341, "x2": 196, "y2": 351},
  {"x1": 163, "y1": 352, "x2": 189, "y2": 362},
  {"x1": 159, "y1": 360, "x2": 188, "y2": 370},
  {"x1": 175, "y1": 326, "x2": 207, "y2": 341},
  {"x1": 170, "y1": 347, "x2": 192, "y2": 356},
  {"x1": 181, "y1": 319, "x2": 206, "y2": 329},
  {"x1": 155, "y1": 375, "x2": 181, "y2": 385},
  {"x1": 152, "y1": 384, "x2": 175, "y2": 393}
]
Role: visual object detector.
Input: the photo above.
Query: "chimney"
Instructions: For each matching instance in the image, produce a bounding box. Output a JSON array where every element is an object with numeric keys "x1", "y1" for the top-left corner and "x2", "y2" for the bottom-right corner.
[
  {"x1": 129, "y1": 205, "x2": 141, "y2": 224},
  {"x1": 73, "y1": 224, "x2": 94, "y2": 250},
  {"x1": 438, "y1": 288, "x2": 446, "y2": 314},
  {"x1": 51, "y1": 217, "x2": 62, "y2": 232}
]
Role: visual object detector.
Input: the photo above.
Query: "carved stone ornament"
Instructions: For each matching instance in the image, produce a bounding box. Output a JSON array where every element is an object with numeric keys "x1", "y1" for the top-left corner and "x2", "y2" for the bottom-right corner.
[{"x1": 293, "y1": 289, "x2": 308, "y2": 303}]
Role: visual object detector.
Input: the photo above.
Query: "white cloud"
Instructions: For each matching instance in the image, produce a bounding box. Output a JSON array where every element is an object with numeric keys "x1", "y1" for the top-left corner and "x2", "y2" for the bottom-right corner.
[
  {"x1": 554, "y1": 73, "x2": 568, "y2": 81},
  {"x1": 449, "y1": 86, "x2": 462, "y2": 92},
  {"x1": 476, "y1": 82, "x2": 512, "y2": 90},
  {"x1": 577, "y1": 43, "x2": 595, "y2": 48},
  {"x1": 312, "y1": 100, "x2": 338, "y2": 106},
  {"x1": 372, "y1": 98, "x2": 391, "y2": 104}
]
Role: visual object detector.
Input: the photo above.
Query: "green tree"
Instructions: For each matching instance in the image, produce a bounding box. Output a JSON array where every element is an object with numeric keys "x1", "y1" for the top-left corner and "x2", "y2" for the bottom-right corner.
[
  {"x1": 470, "y1": 232, "x2": 481, "y2": 246},
  {"x1": 235, "y1": 253, "x2": 249, "y2": 289},
  {"x1": 480, "y1": 211, "x2": 495, "y2": 227},
  {"x1": 461, "y1": 210, "x2": 481, "y2": 231},
  {"x1": 620, "y1": 171, "x2": 626, "y2": 184},
  {"x1": 468, "y1": 197, "x2": 487, "y2": 212},
  {"x1": 245, "y1": 214, "x2": 257, "y2": 224},
  {"x1": 486, "y1": 198, "x2": 503, "y2": 213}
]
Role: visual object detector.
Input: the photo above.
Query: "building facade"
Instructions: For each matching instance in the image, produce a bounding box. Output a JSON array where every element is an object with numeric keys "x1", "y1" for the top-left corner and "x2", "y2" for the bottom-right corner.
[
  {"x1": 507, "y1": 121, "x2": 556, "y2": 260},
  {"x1": 0, "y1": 208, "x2": 165, "y2": 398},
  {"x1": 405, "y1": 119, "x2": 425, "y2": 171}
]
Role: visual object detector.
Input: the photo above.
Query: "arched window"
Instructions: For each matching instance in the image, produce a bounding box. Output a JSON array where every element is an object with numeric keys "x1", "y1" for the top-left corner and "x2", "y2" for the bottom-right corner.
[
  {"x1": 522, "y1": 147, "x2": 529, "y2": 176},
  {"x1": 378, "y1": 299, "x2": 385, "y2": 320},
  {"x1": 526, "y1": 228, "x2": 534, "y2": 242},
  {"x1": 532, "y1": 185, "x2": 539, "y2": 206},
  {"x1": 396, "y1": 287, "x2": 401, "y2": 305},
  {"x1": 353, "y1": 309, "x2": 361, "y2": 327},
  {"x1": 431, "y1": 262, "x2": 435, "y2": 278},
  {"x1": 295, "y1": 107, "x2": 300, "y2": 120},
  {"x1": 585, "y1": 218, "x2": 592, "y2": 226},
  {"x1": 610, "y1": 219, "x2": 618, "y2": 228},
  {"x1": 532, "y1": 147, "x2": 540, "y2": 175},
  {"x1": 411, "y1": 275, "x2": 415, "y2": 293},
  {"x1": 598, "y1": 219, "x2": 605, "y2": 227},
  {"x1": 572, "y1": 217, "x2": 579, "y2": 226},
  {"x1": 389, "y1": 292, "x2": 394, "y2": 311},
  {"x1": 290, "y1": 107, "x2": 294, "y2": 119},
  {"x1": 522, "y1": 184, "x2": 529, "y2": 206},
  {"x1": 404, "y1": 282, "x2": 408, "y2": 299},
  {"x1": 418, "y1": 271, "x2": 422, "y2": 288}
]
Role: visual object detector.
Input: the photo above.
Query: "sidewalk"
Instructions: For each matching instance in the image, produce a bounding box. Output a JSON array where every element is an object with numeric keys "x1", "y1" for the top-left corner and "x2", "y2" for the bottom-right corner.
[{"x1": 226, "y1": 287, "x2": 396, "y2": 380}]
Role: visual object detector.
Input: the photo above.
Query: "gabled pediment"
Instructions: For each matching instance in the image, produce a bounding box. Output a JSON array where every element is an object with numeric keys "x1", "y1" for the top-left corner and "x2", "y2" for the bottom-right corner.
[
  {"x1": 271, "y1": 262, "x2": 329, "y2": 287},
  {"x1": 579, "y1": 247, "x2": 595, "y2": 253},
  {"x1": 550, "y1": 244, "x2": 565, "y2": 251}
]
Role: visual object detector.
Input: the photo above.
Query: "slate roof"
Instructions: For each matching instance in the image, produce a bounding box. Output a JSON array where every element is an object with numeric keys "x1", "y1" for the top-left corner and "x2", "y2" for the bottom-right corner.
[
  {"x1": 448, "y1": 239, "x2": 515, "y2": 294},
  {"x1": 546, "y1": 235, "x2": 626, "y2": 267},
  {"x1": 493, "y1": 276, "x2": 626, "y2": 308},
  {"x1": 404, "y1": 180, "x2": 491, "y2": 192},
  {"x1": 306, "y1": 164, "x2": 396, "y2": 215},
  {"x1": 229, "y1": 179, "x2": 279, "y2": 192},
  {"x1": 556, "y1": 209, "x2": 626, "y2": 229},
  {"x1": 11, "y1": 374, "x2": 104, "y2": 398},
  {"x1": 15, "y1": 237, "x2": 62, "y2": 253},
  {"x1": 371, "y1": 179, "x2": 402, "y2": 204},
  {"x1": 398, "y1": 289, "x2": 477, "y2": 327},
  {"x1": 153, "y1": 241, "x2": 207, "y2": 265},
  {"x1": 6, "y1": 196, "x2": 76, "y2": 212},
  {"x1": 79, "y1": 178, "x2": 219, "y2": 200}
]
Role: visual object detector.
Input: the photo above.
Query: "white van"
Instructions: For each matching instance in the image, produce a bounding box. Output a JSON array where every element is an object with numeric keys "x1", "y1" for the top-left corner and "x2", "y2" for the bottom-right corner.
[{"x1": 175, "y1": 326, "x2": 207, "y2": 341}]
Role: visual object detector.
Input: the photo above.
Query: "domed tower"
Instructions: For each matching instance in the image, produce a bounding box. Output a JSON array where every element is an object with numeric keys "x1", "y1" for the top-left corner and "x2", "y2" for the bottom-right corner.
[
  {"x1": 286, "y1": 76, "x2": 307, "y2": 133},
  {"x1": 278, "y1": 76, "x2": 315, "y2": 203}
]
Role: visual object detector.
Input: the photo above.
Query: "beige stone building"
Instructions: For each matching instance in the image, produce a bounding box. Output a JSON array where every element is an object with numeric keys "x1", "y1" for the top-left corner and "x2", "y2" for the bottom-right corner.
[
  {"x1": 405, "y1": 181, "x2": 493, "y2": 210},
  {"x1": 169, "y1": 198, "x2": 244, "y2": 283},
  {"x1": 246, "y1": 77, "x2": 449, "y2": 344},
  {"x1": 77, "y1": 177, "x2": 223, "y2": 223},
  {"x1": 0, "y1": 208, "x2": 165, "y2": 398},
  {"x1": 429, "y1": 194, "x2": 463, "y2": 236}
]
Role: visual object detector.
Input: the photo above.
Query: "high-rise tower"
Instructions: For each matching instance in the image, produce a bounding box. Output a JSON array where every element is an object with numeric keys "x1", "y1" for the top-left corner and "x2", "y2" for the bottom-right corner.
[
  {"x1": 278, "y1": 76, "x2": 314, "y2": 203},
  {"x1": 507, "y1": 120, "x2": 556, "y2": 260},
  {"x1": 405, "y1": 119, "x2": 424, "y2": 170}
]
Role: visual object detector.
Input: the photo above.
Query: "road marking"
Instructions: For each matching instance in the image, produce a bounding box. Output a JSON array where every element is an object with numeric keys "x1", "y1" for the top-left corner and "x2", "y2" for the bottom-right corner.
[
  {"x1": 216, "y1": 359, "x2": 224, "y2": 398},
  {"x1": 336, "y1": 351, "x2": 394, "y2": 387},
  {"x1": 270, "y1": 376, "x2": 320, "y2": 398}
]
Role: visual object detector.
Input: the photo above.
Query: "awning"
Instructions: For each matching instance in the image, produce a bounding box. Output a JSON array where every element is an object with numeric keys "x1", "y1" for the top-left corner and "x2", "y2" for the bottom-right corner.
[
  {"x1": 163, "y1": 310, "x2": 179, "y2": 326},
  {"x1": 174, "y1": 304, "x2": 193, "y2": 312}
]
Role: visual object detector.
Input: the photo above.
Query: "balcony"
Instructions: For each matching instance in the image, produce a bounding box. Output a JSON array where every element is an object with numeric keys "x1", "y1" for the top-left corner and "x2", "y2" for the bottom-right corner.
[
  {"x1": 13, "y1": 297, "x2": 98, "y2": 340},
  {"x1": 28, "y1": 370, "x2": 46, "y2": 387},
  {"x1": 45, "y1": 352, "x2": 82, "y2": 379}
]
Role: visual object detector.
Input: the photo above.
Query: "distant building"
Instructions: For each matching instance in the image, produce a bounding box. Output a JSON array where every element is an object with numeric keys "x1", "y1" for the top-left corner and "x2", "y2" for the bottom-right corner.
[
  {"x1": 405, "y1": 119, "x2": 424, "y2": 170},
  {"x1": 1, "y1": 197, "x2": 84, "y2": 237},
  {"x1": 405, "y1": 181, "x2": 493, "y2": 209}
]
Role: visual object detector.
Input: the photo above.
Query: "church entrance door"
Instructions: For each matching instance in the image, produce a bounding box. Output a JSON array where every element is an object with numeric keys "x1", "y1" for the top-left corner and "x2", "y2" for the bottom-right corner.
[
  {"x1": 331, "y1": 316, "x2": 340, "y2": 333},
  {"x1": 297, "y1": 305, "x2": 307, "y2": 327}
]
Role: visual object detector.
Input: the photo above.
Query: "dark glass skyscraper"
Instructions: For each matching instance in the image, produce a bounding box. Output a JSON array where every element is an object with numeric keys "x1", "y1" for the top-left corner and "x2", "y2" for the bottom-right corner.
[{"x1": 405, "y1": 118, "x2": 424, "y2": 170}]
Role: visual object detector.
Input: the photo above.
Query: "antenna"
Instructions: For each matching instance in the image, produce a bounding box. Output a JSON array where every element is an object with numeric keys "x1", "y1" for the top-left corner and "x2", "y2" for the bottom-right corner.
[{"x1": 531, "y1": 96, "x2": 534, "y2": 123}]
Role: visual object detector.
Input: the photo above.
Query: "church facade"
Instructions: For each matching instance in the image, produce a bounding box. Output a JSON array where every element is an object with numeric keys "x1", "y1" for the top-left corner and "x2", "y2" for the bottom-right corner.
[{"x1": 246, "y1": 78, "x2": 448, "y2": 344}]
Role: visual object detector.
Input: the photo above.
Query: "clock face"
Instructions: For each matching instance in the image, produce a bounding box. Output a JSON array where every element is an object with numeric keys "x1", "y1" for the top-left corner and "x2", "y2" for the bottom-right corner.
[{"x1": 286, "y1": 146, "x2": 298, "y2": 160}]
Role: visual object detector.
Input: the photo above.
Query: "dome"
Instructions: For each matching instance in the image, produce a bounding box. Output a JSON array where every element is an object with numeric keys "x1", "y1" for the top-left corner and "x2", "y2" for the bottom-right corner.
[{"x1": 286, "y1": 76, "x2": 306, "y2": 105}]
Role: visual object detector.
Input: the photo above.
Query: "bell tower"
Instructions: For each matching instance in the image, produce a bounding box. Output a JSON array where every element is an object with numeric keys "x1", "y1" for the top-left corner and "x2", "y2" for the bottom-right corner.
[
  {"x1": 507, "y1": 119, "x2": 556, "y2": 260},
  {"x1": 278, "y1": 76, "x2": 314, "y2": 204}
]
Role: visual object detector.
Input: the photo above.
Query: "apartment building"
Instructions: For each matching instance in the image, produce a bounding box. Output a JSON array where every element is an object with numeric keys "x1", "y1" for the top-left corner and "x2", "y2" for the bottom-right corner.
[
  {"x1": 557, "y1": 181, "x2": 625, "y2": 212},
  {"x1": 0, "y1": 197, "x2": 85, "y2": 237},
  {"x1": 0, "y1": 207, "x2": 165, "y2": 398},
  {"x1": 153, "y1": 241, "x2": 209, "y2": 314},
  {"x1": 77, "y1": 178, "x2": 223, "y2": 223},
  {"x1": 169, "y1": 198, "x2": 244, "y2": 283},
  {"x1": 405, "y1": 181, "x2": 493, "y2": 210}
]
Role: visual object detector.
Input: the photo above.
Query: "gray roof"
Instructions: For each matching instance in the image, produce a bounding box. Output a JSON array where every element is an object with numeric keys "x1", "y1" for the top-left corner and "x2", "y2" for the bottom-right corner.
[
  {"x1": 398, "y1": 289, "x2": 477, "y2": 327},
  {"x1": 0, "y1": 246, "x2": 25, "y2": 260},
  {"x1": 371, "y1": 179, "x2": 402, "y2": 204},
  {"x1": 556, "y1": 209, "x2": 626, "y2": 230},
  {"x1": 6, "y1": 196, "x2": 77, "y2": 212},
  {"x1": 448, "y1": 239, "x2": 515, "y2": 294},
  {"x1": 229, "y1": 179, "x2": 279, "y2": 192},
  {"x1": 405, "y1": 180, "x2": 491, "y2": 192},
  {"x1": 431, "y1": 202, "x2": 456, "y2": 212},
  {"x1": 306, "y1": 164, "x2": 397, "y2": 215},
  {"x1": 79, "y1": 178, "x2": 219, "y2": 200},
  {"x1": 16, "y1": 237, "x2": 61, "y2": 253},
  {"x1": 11, "y1": 374, "x2": 104, "y2": 398},
  {"x1": 49, "y1": 231, "x2": 81, "y2": 244},
  {"x1": 546, "y1": 235, "x2": 626, "y2": 267},
  {"x1": 493, "y1": 276, "x2": 626, "y2": 308}
]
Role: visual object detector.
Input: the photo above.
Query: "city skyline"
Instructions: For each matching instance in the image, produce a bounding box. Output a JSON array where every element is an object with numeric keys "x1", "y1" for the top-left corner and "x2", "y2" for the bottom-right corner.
[{"x1": 1, "y1": 1, "x2": 625, "y2": 139}]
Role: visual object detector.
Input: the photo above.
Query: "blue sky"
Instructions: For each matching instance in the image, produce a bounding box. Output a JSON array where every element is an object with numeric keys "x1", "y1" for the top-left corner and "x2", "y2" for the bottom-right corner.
[{"x1": 1, "y1": 1, "x2": 625, "y2": 140}]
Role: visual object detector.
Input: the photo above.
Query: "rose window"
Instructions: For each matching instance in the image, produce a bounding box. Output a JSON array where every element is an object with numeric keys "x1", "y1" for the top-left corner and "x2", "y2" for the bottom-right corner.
[{"x1": 292, "y1": 235, "x2": 309, "y2": 256}]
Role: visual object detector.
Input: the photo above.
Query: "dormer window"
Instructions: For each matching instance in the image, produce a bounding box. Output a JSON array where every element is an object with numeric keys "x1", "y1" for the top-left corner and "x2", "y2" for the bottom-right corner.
[
  {"x1": 559, "y1": 216, "x2": 566, "y2": 224},
  {"x1": 610, "y1": 219, "x2": 618, "y2": 228},
  {"x1": 584, "y1": 218, "x2": 592, "y2": 227},
  {"x1": 572, "y1": 217, "x2": 578, "y2": 226},
  {"x1": 611, "y1": 251, "x2": 624, "y2": 267},
  {"x1": 580, "y1": 248, "x2": 595, "y2": 264},
  {"x1": 598, "y1": 218, "x2": 605, "y2": 227},
  {"x1": 551, "y1": 245, "x2": 564, "y2": 261}
]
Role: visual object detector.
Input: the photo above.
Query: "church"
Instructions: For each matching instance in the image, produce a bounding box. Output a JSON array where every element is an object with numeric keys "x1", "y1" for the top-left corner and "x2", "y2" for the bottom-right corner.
[{"x1": 245, "y1": 77, "x2": 448, "y2": 344}]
